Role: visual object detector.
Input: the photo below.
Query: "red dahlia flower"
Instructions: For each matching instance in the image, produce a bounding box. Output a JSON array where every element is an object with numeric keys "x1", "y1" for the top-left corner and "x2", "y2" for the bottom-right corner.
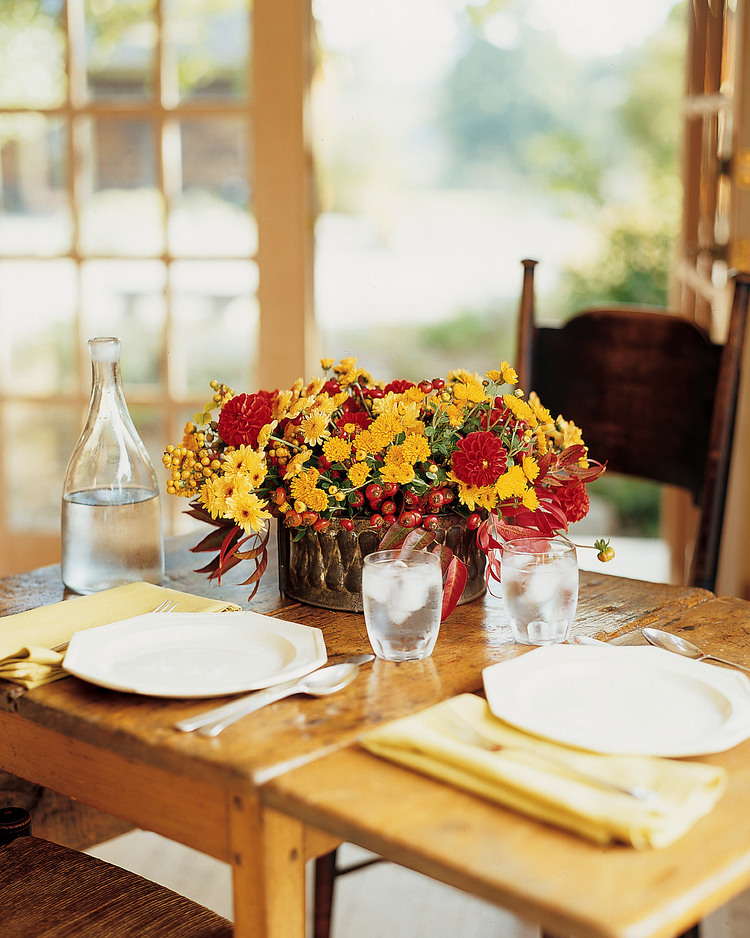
[
  {"x1": 451, "y1": 431, "x2": 508, "y2": 487},
  {"x1": 555, "y1": 481, "x2": 590, "y2": 523},
  {"x1": 217, "y1": 392, "x2": 274, "y2": 449},
  {"x1": 335, "y1": 410, "x2": 371, "y2": 434},
  {"x1": 383, "y1": 379, "x2": 415, "y2": 394}
]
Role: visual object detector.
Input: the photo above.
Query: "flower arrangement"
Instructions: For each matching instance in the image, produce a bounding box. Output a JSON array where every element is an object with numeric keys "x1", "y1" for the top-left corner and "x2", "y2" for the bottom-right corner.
[{"x1": 163, "y1": 357, "x2": 608, "y2": 607}]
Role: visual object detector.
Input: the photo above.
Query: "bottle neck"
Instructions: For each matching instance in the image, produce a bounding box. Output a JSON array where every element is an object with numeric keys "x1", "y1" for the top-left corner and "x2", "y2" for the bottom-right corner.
[{"x1": 88, "y1": 337, "x2": 125, "y2": 410}]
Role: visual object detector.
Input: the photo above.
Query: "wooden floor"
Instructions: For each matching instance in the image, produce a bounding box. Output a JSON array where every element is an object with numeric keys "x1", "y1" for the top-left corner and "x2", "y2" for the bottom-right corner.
[{"x1": 88, "y1": 829, "x2": 750, "y2": 937}]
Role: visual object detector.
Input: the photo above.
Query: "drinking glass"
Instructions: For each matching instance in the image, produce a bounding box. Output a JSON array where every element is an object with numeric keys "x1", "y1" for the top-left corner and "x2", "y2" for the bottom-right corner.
[
  {"x1": 501, "y1": 537, "x2": 578, "y2": 645},
  {"x1": 361, "y1": 549, "x2": 443, "y2": 661}
]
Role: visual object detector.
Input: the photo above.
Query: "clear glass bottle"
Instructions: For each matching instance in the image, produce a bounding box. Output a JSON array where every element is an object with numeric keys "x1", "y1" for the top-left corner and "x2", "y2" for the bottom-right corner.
[{"x1": 61, "y1": 337, "x2": 164, "y2": 594}]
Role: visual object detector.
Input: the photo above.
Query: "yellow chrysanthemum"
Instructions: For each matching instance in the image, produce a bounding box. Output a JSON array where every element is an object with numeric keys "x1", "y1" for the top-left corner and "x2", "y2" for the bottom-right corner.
[
  {"x1": 320, "y1": 357, "x2": 335, "y2": 370},
  {"x1": 304, "y1": 377, "x2": 325, "y2": 396},
  {"x1": 485, "y1": 369, "x2": 503, "y2": 383},
  {"x1": 401, "y1": 432, "x2": 431, "y2": 464},
  {"x1": 372, "y1": 392, "x2": 402, "y2": 415},
  {"x1": 503, "y1": 394, "x2": 538, "y2": 427},
  {"x1": 522, "y1": 456, "x2": 539, "y2": 482},
  {"x1": 225, "y1": 491, "x2": 272, "y2": 535},
  {"x1": 521, "y1": 487, "x2": 540, "y2": 511},
  {"x1": 300, "y1": 412, "x2": 330, "y2": 446},
  {"x1": 535, "y1": 427, "x2": 549, "y2": 454},
  {"x1": 289, "y1": 468, "x2": 329, "y2": 513},
  {"x1": 528, "y1": 391, "x2": 553, "y2": 426},
  {"x1": 222, "y1": 446, "x2": 253, "y2": 473},
  {"x1": 368, "y1": 412, "x2": 403, "y2": 451},
  {"x1": 311, "y1": 392, "x2": 337, "y2": 417},
  {"x1": 352, "y1": 428, "x2": 381, "y2": 456},
  {"x1": 445, "y1": 403, "x2": 465, "y2": 428},
  {"x1": 333, "y1": 356, "x2": 358, "y2": 374},
  {"x1": 374, "y1": 395, "x2": 425, "y2": 433},
  {"x1": 446, "y1": 368, "x2": 480, "y2": 385},
  {"x1": 223, "y1": 446, "x2": 268, "y2": 488},
  {"x1": 348, "y1": 462, "x2": 370, "y2": 487},
  {"x1": 288, "y1": 395, "x2": 315, "y2": 418},
  {"x1": 500, "y1": 362, "x2": 518, "y2": 385},
  {"x1": 453, "y1": 377, "x2": 486, "y2": 405},
  {"x1": 211, "y1": 471, "x2": 243, "y2": 503},
  {"x1": 454, "y1": 482, "x2": 498, "y2": 512},
  {"x1": 256, "y1": 422, "x2": 275, "y2": 449},
  {"x1": 381, "y1": 448, "x2": 416, "y2": 485},
  {"x1": 338, "y1": 366, "x2": 371, "y2": 387},
  {"x1": 555, "y1": 416, "x2": 585, "y2": 450},
  {"x1": 284, "y1": 449, "x2": 313, "y2": 479},
  {"x1": 403, "y1": 386, "x2": 426, "y2": 404},
  {"x1": 495, "y1": 465, "x2": 528, "y2": 500},
  {"x1": 323, "y1": 437, "x2": 353, "y2": 463},
  {"x1": 273, "y1": 390, "x2": 293, "y2": 421},
  {"x1": 198, "y1": 478, "x2": 226, "y2": 519}
]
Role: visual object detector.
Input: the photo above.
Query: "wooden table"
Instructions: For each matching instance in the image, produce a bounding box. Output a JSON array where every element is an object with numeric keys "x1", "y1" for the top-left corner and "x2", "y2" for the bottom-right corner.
[{"x1": 0, "y1": 535, "x2": 745, "y2": 938}]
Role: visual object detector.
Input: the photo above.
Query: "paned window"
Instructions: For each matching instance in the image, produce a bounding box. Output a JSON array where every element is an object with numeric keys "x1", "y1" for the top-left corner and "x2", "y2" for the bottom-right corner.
[{"x1": 0, "y1": 0, "x2": 313, "y2": 574}]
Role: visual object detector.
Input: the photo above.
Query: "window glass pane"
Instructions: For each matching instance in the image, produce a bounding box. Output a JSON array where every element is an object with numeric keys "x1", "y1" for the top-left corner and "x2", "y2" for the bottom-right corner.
[
  {"x1": 80, "y1": 260, "x2": 166, "y2": 386},
  {"x1": 168, "y1": 117, "x2": 255, "y2": 257},
  {"x1": 84, "y1": 0, "x2": 156, "y2": 100},
  {"x1": 79, "y1": 117, "x2": 164, "y2": 255},
  {"x1": 170, "y1": 260, "x2": 257, "y2": 396},
  {"x1": 313, "y1": 0, "x2": 683, "y2": 381},
  {"x1": 3, "y1": 401, "x2": 79, "y2": 533},
  {"x1": 0, "y1": 0, "x2": 66, "y2": 109},
  {"x1": 0, "y1": 114, "x2": 71, "y2": 255},
  {"x1": 0, "y1": 260, "x2": 77, "y2": 393},
  {"x1": 164, "y1": 0, "x2": 250, "y2": 103}
]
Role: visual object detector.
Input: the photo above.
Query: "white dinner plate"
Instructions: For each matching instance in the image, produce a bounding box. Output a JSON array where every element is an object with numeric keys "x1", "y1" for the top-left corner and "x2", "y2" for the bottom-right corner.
[
  {"x1": 482, "y1": 643, "x2": 750, "y2": 756},
  {"x1": 63, "y1": 611, "x2": 327, "y2": 698}
]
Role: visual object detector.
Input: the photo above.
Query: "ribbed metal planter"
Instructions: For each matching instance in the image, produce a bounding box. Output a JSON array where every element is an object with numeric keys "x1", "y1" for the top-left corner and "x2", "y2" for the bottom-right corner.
[{"x1": 277, "y1": 515, "x2": 485, "y2": 612}]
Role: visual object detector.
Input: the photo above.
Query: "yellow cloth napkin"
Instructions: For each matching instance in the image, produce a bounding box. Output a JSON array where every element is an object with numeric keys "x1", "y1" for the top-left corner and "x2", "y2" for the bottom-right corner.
[
  {"x1": 360, "y1": 694, "x2": 727, "y2": 849},
  {"x1": 0, "y1": 581, "x2": 241, "y2": 689}
]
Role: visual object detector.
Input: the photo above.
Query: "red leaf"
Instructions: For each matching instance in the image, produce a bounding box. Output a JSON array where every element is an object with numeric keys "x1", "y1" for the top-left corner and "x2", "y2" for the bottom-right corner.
[
  {"x1": 398, "y1": 528, "x2": 437, "y2": 557},
  {"x1": 483, "y1": 550, "x2": 503, "y2": 598},
  {"x1": 238, "y1": 550, "x2": 268, "y2": 587},
  {"x1": 185, "y1": 503, "x2": 226, "y2": 527},
  {"x1": 191, "y1": 525, "x2": 237, "y2": 554},
  {"x1": 377, "y1": 522, "x2": 411, "y2": 550},
  {"x1": 440, "y1": 555, "x2": 467, "y2": 621}
]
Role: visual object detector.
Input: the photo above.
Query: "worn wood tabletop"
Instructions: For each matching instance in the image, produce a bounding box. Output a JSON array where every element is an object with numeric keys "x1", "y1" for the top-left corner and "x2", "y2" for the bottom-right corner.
[
  {"x1": 0, "y1": 535, "x2": 713, "y2": 792},
  {"x1": 263, "y1": 593, "x2": 750, "y2": 938},
  {"x1": 0, "y1": 534, "x2": 738, "y2": 938}
]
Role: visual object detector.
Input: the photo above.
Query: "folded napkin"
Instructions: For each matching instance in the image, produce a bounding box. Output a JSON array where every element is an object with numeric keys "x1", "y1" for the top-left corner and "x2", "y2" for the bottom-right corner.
[
  {"x1": 0, "y1": 581, "x2": 241, "y2": 690},
  {"x1": 360, "y1": 694, "x2": 726, "y2": 849}
]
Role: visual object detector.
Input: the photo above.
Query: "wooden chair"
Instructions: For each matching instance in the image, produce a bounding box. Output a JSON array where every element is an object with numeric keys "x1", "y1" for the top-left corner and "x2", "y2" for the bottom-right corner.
[
  {"x1": 0, "y1": 807, "x2": 233, "y2": 938},
  {"x1": 516, "y1": 259, "x2": 750, "y2": 593}
]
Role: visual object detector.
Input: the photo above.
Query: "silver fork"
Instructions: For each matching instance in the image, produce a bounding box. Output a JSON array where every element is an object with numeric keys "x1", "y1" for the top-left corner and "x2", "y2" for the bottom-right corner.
[
  {"x1": 436, "y1": 708, "x2": 659, "y2": 802},
  {"x1": 52, "y1": 598, "x2": 179, "y2": 654}
]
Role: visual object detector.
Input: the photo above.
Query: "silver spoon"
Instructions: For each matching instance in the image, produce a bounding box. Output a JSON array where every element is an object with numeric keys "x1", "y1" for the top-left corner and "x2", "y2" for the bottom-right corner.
[
  {"x1": 642, "y1": 627, "x2": 750, "y2": 674},
  {"x1": 177, "y1": 661, "x2": 365, "y2": 737}
]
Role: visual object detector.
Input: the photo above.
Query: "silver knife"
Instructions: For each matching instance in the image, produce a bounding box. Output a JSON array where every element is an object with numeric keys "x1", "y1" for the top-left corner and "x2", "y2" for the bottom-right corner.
[{"x1": 174, "y1": 653, "x2": 374, "y2": 734}]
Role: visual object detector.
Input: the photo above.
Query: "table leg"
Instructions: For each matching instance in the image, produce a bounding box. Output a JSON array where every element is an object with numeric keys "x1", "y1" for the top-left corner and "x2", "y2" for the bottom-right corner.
[{"x1": 229, "y1": 792, "x2": 307, "y2": 938}]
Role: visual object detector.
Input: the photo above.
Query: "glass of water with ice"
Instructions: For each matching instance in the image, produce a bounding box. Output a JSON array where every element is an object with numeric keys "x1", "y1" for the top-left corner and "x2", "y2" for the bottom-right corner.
[
  {"x1": 501, "y1": 537, "x2": 578, "y2": 645},
  {"x1": 361, "y1": 549, "x2": 443, "y2": 661}
]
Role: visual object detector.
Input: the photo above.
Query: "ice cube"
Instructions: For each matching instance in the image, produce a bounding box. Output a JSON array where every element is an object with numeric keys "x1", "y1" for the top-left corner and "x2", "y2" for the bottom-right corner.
[
  {"x1": 362, "y1": 564, "x2": 400, "y2": 605},
  {"x1": 523, "y1": 564, "x2": 559, "y2": 606},
  {"x1": 390, "y1": 567, "x2": 431, "y2": 615}
]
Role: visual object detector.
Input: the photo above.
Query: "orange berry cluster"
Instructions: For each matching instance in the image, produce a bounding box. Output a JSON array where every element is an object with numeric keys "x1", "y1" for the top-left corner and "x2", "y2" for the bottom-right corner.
[{"x1": 163, "y1": 438, "x2": 222, "y2": 498}]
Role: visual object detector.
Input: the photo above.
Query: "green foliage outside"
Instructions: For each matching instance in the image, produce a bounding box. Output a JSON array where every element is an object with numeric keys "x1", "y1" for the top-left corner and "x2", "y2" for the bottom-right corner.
[{"x1": 328, "y1": 2, "x2": 686, "y2": 536}]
